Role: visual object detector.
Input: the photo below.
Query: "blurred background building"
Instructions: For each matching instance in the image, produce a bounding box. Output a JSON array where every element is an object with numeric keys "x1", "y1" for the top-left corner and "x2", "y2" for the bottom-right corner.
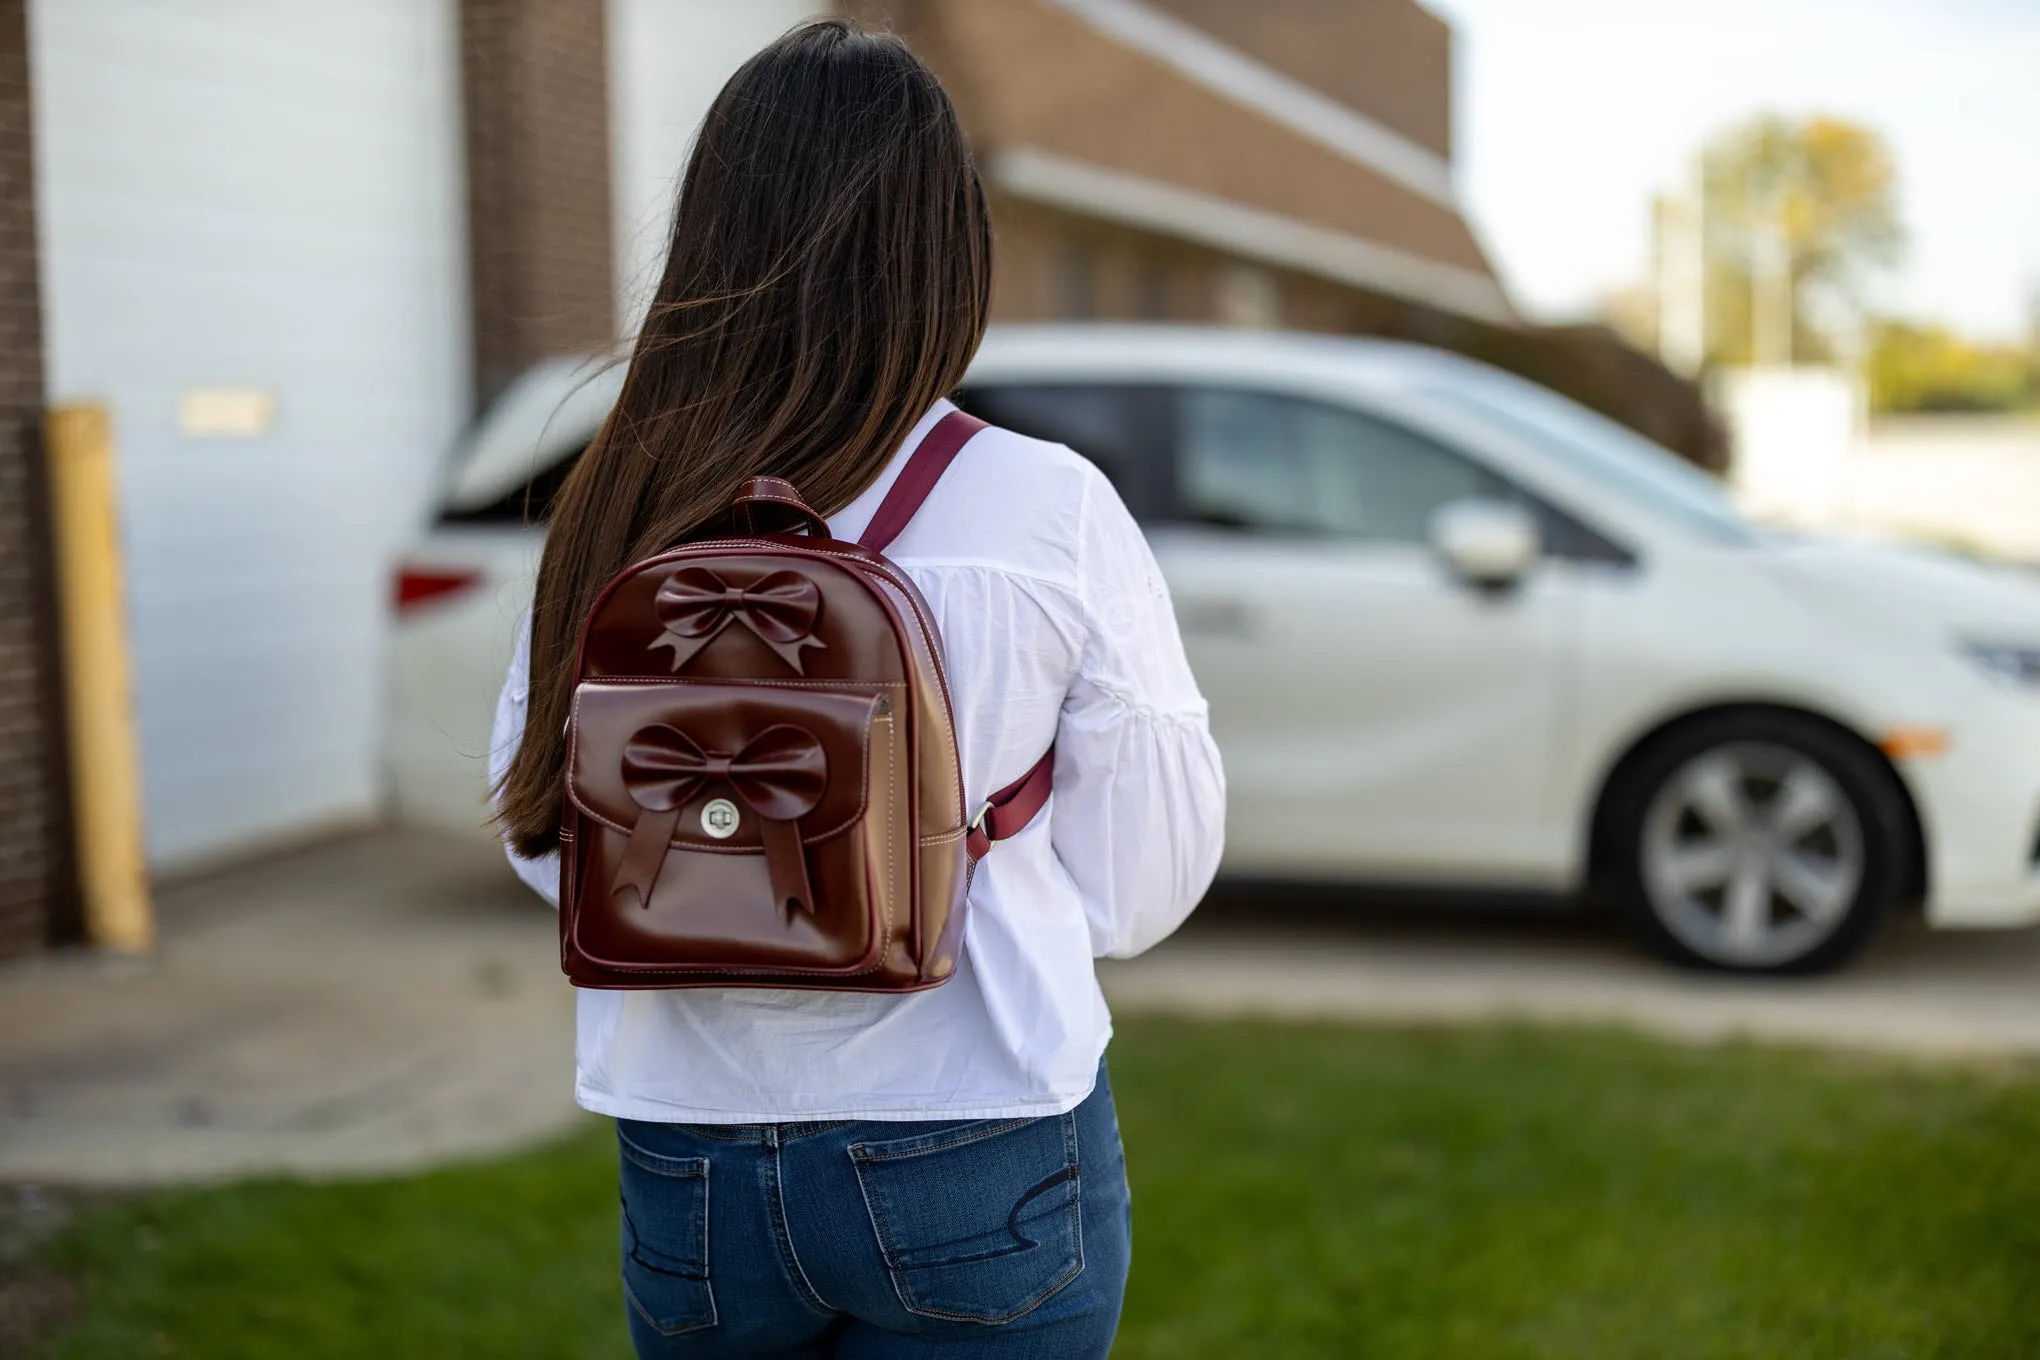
[{"x1": 0, "y1": 0, "x2": 1822, "y2": 959}]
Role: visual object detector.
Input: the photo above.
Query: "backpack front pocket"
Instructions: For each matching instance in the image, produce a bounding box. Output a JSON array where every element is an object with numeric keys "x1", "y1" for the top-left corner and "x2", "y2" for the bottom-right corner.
[{"x1": 566, "y1": 680, "x2": 906, "y2": 976}]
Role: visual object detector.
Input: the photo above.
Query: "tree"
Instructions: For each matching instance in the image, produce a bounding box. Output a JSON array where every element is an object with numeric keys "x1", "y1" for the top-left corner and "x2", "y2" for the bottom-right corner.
[
  {"x1": 1700, "y1": 115, "x2": 1904, "y2": 367},
  {"x1": 1863, "y1": 320, "x2": 2037, "y2": 414}
]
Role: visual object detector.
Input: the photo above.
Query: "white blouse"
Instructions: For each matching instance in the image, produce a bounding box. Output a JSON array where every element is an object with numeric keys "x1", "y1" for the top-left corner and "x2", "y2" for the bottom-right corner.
[{"x1": 491, "y1": 398, "x2": 1226, "y2": 1121}]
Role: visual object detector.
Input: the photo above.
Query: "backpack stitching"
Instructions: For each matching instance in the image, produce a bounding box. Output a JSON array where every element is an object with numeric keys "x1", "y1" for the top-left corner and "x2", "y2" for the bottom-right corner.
[
  {"x1": 881, "y1": 715, "x2": 897, "y2": 970},
  {"x1": 575, "y1": 677, "x2": 906, "y2": 692}
]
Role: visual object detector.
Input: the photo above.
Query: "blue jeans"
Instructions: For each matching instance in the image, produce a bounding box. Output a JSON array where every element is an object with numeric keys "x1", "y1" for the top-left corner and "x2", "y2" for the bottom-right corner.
[{"x1": 614, "y1": 1062, "x2": 1131, "y2": 1358}]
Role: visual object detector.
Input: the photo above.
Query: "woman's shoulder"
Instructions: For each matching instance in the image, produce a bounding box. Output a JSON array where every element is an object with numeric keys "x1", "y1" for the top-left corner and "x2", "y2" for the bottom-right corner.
[
  {"x1": 960, "y1": 420, "x2": 1109, "y2": 505},
  {"x1": 892, "y1": 421, "x2": 1115, "y2": 588}
]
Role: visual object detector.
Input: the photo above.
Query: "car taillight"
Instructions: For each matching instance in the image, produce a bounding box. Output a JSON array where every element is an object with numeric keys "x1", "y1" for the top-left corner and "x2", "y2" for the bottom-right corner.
[{"x1": 394, "y1": 566, "x2": 482, "y2": 611}]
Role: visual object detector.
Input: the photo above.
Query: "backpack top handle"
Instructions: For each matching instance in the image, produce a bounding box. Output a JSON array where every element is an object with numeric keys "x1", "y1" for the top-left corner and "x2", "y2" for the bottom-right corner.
[
  {"x1": 726, "y1": 408, "x2": 987, "y2": 547},
  {"x1": 732, "y1": 476, "x2": 832, "y2": 538}
]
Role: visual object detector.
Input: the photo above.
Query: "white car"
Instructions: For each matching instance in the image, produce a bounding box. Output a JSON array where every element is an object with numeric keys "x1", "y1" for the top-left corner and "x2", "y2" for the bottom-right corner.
[{"x1": 389, "y1": 326, "x2": 2040, "y2": 973}]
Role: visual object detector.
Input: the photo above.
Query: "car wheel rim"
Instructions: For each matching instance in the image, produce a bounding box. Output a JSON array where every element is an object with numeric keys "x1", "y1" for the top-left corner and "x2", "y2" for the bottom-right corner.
[{"x1": 1640, "y1": 742, "x2": 1865, "y2": 968}]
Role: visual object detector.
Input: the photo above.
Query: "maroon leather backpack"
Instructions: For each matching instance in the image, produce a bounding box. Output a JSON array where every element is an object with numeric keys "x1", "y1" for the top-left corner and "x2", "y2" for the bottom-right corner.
[{"x1": 556, "y1": 411, "x2": 1051, "y2": 991}]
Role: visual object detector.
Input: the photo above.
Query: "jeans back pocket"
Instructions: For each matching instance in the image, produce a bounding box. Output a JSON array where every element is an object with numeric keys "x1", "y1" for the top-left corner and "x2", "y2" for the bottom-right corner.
[
  {"x1": 850, "y1": 1112, "x2": 1083, "y2": 1324},
  {"x1": 616, "y1": 1128, "x2": 717, "y2": 1337}
]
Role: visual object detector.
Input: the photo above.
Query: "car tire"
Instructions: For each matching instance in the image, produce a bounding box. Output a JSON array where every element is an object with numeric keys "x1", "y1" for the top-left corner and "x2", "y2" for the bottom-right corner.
[{"x1": 1606, "y1": 712, "x2": 1914, "y2": 974}]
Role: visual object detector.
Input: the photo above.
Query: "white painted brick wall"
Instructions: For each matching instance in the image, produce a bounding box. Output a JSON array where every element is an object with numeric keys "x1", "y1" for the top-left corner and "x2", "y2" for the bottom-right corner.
[{"x1": 30, "y1": 0, "x2": 469, "y2": 868}]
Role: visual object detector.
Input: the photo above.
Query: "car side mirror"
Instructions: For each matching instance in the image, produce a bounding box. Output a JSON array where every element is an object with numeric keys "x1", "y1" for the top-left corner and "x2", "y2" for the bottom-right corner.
[{"x1": 1430, "y1": 499, "x2": 1538, "y2": 590}]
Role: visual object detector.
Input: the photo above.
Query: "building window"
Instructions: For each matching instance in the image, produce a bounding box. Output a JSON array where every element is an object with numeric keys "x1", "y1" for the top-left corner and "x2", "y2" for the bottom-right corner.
[
  {"x1": 1215, "y1": 263, "x2": 1281, "y2": 329},
  {"x1": 1054, "y1": 236, "x2": 1095, "y2": 320},
  {"x1": 1137, "y1": 255, "x2": 1172, "y2": 321}
]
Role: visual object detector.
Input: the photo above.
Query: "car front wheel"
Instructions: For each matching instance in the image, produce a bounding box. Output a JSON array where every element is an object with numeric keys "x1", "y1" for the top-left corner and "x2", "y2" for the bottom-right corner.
[{"x1": 1609, "y1": 714, "x2": 1914, "y2": 973}]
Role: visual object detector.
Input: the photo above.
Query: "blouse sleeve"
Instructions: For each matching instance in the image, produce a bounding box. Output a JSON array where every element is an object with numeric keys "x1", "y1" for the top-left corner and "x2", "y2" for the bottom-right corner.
[
  {"x1": 490, "y1": 611, "x2": 562, "y2": 908},
  {"x1": 1051, "y1": 468, "x2": 1227, "y2": 958}
]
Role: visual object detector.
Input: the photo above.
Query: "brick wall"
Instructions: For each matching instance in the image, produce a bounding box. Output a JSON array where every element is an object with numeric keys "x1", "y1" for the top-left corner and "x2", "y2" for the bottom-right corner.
[
  {"x1": 0, "y1": 0, "x2": 68, "y2": 956},
  {"x1": 991, "y1": 194, "x2": 1232, "y2": 325},
  {"x1": 856, "y1": 0, "x2": 1495, "y2": 279},
  {"x1": 461, "y1": 0, "x2": 617, "y2": 408},
  {"x1": 1148, "y1": 0, "x2": 1453, "y2": 159}
]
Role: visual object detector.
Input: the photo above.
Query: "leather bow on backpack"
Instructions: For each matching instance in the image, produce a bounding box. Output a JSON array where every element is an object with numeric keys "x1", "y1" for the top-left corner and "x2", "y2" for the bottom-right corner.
[
  {"x1": 614, "y1": 723, "x2": 828, "y2": 920},
  {"x1": 649, "y1": 568, "x2": 828, "y2": 672}
]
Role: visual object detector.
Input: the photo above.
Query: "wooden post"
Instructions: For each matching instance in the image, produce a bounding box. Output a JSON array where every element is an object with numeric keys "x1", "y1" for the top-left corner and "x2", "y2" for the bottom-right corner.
[{"x1": 46, "y1": 401, "x2": 152, "y2": 952}]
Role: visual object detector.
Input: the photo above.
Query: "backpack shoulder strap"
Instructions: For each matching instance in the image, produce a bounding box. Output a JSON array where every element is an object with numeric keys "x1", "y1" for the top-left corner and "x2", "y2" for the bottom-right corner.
[
  {"x1": 857, "y1": 409, "x2": 987, "y2": 553},
  {"x1": 856, "y1": 408, "x2": 1050, "y2": 859},
  {"x1": 967, "y1": 749, "x2": 1055, "y2": 863}
]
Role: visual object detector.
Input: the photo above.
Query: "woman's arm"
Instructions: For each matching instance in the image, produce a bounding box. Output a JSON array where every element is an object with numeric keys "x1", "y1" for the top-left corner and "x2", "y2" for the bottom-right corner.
[
  {"x1": 490, "y1": 612, "x2": 562, "y2": 907},
  {"x1": 1051, "y1": 469, "x2": 1227, "y2": 959}
]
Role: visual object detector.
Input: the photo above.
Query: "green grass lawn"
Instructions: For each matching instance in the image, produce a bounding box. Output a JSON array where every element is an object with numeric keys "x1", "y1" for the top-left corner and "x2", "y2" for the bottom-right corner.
[{"x1": 24, "y1": 1020, "x2": 2040, "y2": 1359}]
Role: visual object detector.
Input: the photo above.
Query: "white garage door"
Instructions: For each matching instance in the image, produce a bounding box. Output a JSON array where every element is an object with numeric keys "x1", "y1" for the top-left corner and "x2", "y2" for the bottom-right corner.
[{"x1": 31, "y1": 0, "x2": 469, "y2": 869}]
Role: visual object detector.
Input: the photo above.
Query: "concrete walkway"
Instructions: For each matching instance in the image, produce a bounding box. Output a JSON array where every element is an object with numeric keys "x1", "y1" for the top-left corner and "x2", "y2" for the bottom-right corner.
[
  {"x1": 0, "y1": 832, "x2": 584, "y2": 1186},
  {"x1": 4, "y1": 831, "x2": 2040, "y2": 1187},
  {"x1": 1115, "y1": 889, "x2": 2040, "y2": 1059}
]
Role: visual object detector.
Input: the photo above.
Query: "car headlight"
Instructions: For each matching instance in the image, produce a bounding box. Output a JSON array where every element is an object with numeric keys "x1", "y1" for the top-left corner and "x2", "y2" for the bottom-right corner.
[{"x1": 1962, "y1": 641, "x2": 2040, "y2": 686}]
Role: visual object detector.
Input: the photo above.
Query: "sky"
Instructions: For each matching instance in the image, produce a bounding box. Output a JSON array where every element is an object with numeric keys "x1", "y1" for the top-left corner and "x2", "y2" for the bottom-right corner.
[{"x1": 1426, "y1": 0, "x2": 2040, "y2": 340}]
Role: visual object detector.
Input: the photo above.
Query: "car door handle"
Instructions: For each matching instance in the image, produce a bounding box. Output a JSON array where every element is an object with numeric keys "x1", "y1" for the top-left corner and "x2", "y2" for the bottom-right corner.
[{"x1": 1176, "y1": 598, "x2": 1258, "y2": 638}]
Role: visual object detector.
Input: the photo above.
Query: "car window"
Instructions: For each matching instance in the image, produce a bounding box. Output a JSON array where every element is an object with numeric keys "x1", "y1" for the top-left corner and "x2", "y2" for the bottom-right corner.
[
  {"x1": 437, "y1": 443, "x2": 583, "y2": 525},
  {"x1": 1176, "y1": 388, "x2": 1513, "y2": 542},
  {"x1": 955, "y1": 384, "x2": 1163, "y2": 517},
  {"x1": 446, "y1": 382, "x2": 1161, "y2": 527},
  {"x1": 442, "y1": 356, "x2": 621, "y2": 516},
  {"x1": 1169, "y1": 387, "x2": 1631, "y2": 564},
  {"x1": 1425, "y1": 380, "x2": 1754, "y2": 546}
]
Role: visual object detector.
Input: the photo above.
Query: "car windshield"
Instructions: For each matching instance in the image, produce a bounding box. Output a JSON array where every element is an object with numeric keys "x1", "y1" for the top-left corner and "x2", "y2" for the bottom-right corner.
[{"x1": 1423, "y1": 378, "x2": 1756, "y2": 545}]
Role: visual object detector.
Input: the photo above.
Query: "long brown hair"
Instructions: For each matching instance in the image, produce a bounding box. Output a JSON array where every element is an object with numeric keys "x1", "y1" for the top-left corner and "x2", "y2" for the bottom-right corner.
[{"x1": 496, "y1": 18, "x2": 992, "y2": 856}]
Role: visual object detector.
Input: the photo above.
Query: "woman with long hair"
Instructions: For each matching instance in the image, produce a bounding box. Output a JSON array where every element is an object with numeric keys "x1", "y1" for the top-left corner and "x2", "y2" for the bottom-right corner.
[{"x1": 489, "y1": 19, "x2": 1224, "y2": 1357}]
